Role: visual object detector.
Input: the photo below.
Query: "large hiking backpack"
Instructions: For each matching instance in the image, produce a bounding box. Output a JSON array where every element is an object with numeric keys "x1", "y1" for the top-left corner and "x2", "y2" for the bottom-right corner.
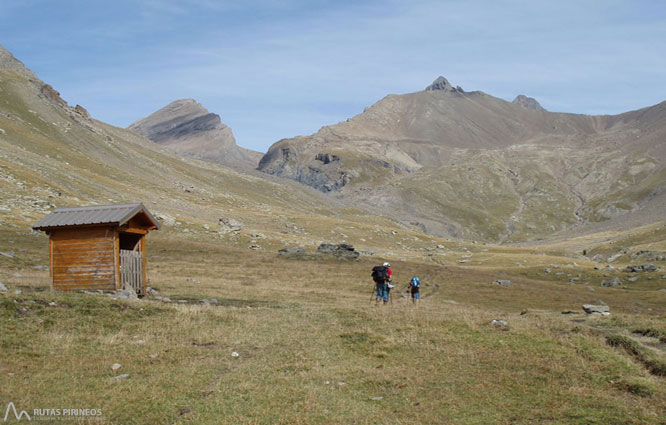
[
  {"x1": 410, "y1": 276, "x2": 421, "y2": 288},
  {"x1": 371, "y1": 266, "x2": 388, "y2": 283}
]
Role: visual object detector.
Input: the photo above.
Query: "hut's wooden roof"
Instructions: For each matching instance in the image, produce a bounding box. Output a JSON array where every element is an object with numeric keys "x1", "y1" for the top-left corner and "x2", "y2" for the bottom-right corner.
[{"x1": 32, "y1": 203, "x2": 160, "y2": 231}]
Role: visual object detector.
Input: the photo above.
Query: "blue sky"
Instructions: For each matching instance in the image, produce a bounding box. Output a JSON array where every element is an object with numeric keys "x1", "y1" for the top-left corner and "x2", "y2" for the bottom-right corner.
[{"x1": 1, "y1": 0, "x2": 665, "y2": 152}]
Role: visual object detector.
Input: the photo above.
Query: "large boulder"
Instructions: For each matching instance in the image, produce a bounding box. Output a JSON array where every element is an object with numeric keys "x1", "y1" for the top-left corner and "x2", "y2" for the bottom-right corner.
[
  {"x1": 278, "y1": 247, "x2": 307, "y2": 256},
  {"x1": 219, "y1": 217, "x2": 243, "y2": 233},
  {"x1": 582, "y1": 304, "x2": 610, "y2": 315},
  {"x1": 317, "y1": 243, "x2": 359, "y2": 260},
  {"x1": 601, "y1": 277, "x2": 622, "y2": 287},
  {"x1": 624, "y1": 264, "x2": 658, "y2": 273}
]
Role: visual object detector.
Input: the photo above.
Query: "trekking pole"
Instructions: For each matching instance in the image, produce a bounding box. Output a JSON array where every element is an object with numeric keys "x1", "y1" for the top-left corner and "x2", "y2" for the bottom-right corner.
[{"x1": 370, "y1": 285, "x2": 376, "y2": 303}]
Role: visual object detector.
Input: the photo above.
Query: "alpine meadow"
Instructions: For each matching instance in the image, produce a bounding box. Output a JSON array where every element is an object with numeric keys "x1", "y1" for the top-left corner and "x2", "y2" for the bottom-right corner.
[{"x1": 1, "y1": 5, "x2": 666, "y2": 424}]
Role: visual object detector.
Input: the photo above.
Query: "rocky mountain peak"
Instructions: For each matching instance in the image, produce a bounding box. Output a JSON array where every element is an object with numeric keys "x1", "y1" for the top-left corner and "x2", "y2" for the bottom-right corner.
[
  {"x1": 128, "y1": 99, "x2": 262, "y2": 169},
  {"x1": 512, "y1": 94, "x2": 545, "y2": 111},
  {"x1": 425, "y1": 76, "x2": 461, "y2": 92},
  {"x1": 129, "y1": 99, "x2": 222, "y2": 142}
]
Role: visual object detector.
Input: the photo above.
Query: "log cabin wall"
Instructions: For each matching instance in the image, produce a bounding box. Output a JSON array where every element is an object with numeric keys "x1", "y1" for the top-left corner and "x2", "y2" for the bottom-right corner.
[{"x1": 50, "y1": 227, "x2": 117, "y2": 291}]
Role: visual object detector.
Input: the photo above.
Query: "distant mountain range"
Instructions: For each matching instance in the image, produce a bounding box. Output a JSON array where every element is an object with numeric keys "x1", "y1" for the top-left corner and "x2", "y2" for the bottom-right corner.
[
  {"x1": 258, "y1": 76, "x2": 666, "y2": 242},
  {"x1": 1, "y1": 43, "x2": 664, "y2": 244}
]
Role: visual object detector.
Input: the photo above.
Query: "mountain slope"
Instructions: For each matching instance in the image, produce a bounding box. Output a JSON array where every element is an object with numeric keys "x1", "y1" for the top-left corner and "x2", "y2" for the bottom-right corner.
[
  {"x1": 258, "y1": 77, "x2": 666, "y2": 242},
  {"x1": 128, "y1": 99, "x2": 262, "y2": 169},
  {"x1": 0, "y1": 44, "x2": 425, "y2": 257}
]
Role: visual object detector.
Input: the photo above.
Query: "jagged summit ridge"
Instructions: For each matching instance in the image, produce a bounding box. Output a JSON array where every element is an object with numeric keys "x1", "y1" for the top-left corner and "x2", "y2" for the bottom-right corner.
[
  {"x1": 513, "y1": 94, "x2": 545, "y2": 111},
  {"x1": 425, "y1": 76, "x2": 462, "y2": 92}
]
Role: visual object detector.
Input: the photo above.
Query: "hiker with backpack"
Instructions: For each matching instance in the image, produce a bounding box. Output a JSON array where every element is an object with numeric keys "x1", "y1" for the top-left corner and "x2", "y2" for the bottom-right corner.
[
  {"x1": 408, "y1": 276, "x2": 421, "y2": 304},
  {"x1": 371, "y1": 262, "x2": 392, "y2": 305}
]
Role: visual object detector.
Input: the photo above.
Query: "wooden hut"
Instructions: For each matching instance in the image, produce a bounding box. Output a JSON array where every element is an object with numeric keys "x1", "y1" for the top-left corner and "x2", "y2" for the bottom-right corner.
[{"x1": 32, "y1": 203, "x2": 160, "y2": 295}]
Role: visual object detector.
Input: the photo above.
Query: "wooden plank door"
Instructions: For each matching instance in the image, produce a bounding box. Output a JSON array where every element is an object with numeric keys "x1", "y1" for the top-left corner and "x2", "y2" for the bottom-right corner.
[{"x1": 119, "y1": 249, "x2": 143, "y2": 295}]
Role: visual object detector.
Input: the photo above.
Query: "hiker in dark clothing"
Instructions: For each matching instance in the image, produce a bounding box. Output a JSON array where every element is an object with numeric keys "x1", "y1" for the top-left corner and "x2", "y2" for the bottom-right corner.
[{"x1": 371, "y1": 262, "x2": 391, "y2": 305}]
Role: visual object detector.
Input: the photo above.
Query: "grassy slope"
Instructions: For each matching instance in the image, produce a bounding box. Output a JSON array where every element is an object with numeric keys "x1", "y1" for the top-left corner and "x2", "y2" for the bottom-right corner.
[{"x1": 1, "y1": 232, "x2": 664, "y2": 424}]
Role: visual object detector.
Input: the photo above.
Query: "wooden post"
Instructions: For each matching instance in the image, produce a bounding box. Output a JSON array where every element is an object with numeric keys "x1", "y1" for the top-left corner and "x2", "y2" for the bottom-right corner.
[{"x1": 140, "y1": 236, "x2": 147, "y2": 295}]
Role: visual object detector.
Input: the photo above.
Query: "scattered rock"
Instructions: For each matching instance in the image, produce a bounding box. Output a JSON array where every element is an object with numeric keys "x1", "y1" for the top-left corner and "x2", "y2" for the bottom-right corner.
[
  {"x1": 155, "y1": 213, "x2": 176, "y2": 226},
  {"x1": 627, "y1": 276, "x2": 639, "y2": 283},
  {"x1": 149, "y1": 354, "x2": 158, "y2": 359},
  {"x1": 491, "y1": 320, "x2": 508, "y2": 327},
  {"x1": 492, "y1": 280, "x2": 512, "y2": 287},
  {"x1": 336, "y1": 382, "x2": 346, "y2": 386},
  {"x1": 14, "y1": 289, "x2": 21, "y2": 295},
  {"x1": 231, "y1": 352, "x2": 239, "y2": 358},
  {"x1": 278, "y1": 247, "x2": 306, "y2": 256},
  {"x1": 582, "y1": 304, "x2": 610, "y2": 315},
  {"x1": 436, "y1": 244, "x2": 445, "y2": 249},
  {"x1": 624, "y1": 264, "x2": 658, "y2": 273},
  {"x1": 591, "y1": 254, "x2": 605, "y2": 263},
  {"x1": 219, "y1": 217, "x2": 243, "y2": 233},
  {"x1": 0, "y1": 251, "x2": 15, "y2": 258},
  {"x1": 109, "y1": 289, "x2": 138, "y2": 300},
  {"x1": 249, "y1": 244, "x2": 261, "y2": 250},
  {"x1": 111, "y1": 363, "x2": 121, "y2": 371},
  {"x1": 0, "y1": 282, "x2": 7, "y2": 292},
  {"x1": 607, "y1": 253, "x2": 624, "y2": 263},
  {"x1": 371, "y1": 396, "x2": 384, "y2": 401},
  {"x1": 48, "y1": 302, "x2": 56, "y2": 307},
  {"x1": 630, "y1": 250, "x2": 666, "y2": 262},
  {"x1": 113, "y1": 374, "x2": 129, "y2": 380},
  {"x1": 74, "y1": 104, "x2": 90, "y2": 118},
  {"x1": 250, "y1": 232, "x2": 266, "y2": 239},
  {"x1": 317, "y1": 243, "x2": 359, "y2": 260},
  {"x1": 0, "y1": 128, "x2": 5, "y2": 135},
  {"x1": 601, "y1": 277, "x2": 621, "y2": 287},
  {"x1": 544, "y1": 268, "x2": 551, "y2": 274},
  {"x1": 153, "y1": 295, "x2": 172, "y2": 303}
]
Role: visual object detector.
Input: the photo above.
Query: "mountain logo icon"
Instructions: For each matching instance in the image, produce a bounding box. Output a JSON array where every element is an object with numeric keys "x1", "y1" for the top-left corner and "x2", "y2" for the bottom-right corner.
[{"x1": 3, "y1": 402, "x2": 31, "y2": 421}]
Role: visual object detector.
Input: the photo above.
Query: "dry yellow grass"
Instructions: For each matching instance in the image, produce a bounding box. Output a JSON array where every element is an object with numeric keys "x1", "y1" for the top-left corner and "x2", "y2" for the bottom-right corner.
[{"x1": 1, "y1": 233, "x2": 664, "y2": 424}]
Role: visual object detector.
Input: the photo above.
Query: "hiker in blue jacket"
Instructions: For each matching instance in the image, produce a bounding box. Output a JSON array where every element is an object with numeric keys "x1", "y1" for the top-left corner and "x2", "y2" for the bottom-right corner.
[{"x1": 409, "y1": 276, "x2": 421, "y2": 304}]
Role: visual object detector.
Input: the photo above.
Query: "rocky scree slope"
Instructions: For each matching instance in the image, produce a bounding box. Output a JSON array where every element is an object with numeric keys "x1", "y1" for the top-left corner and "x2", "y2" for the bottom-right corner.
[
  {"x1": 258, "y1": 76, "x2": 666, "y2": 243},
  {"x1": 128, "y1": 99, "x2": 262, "y2": 169}
]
